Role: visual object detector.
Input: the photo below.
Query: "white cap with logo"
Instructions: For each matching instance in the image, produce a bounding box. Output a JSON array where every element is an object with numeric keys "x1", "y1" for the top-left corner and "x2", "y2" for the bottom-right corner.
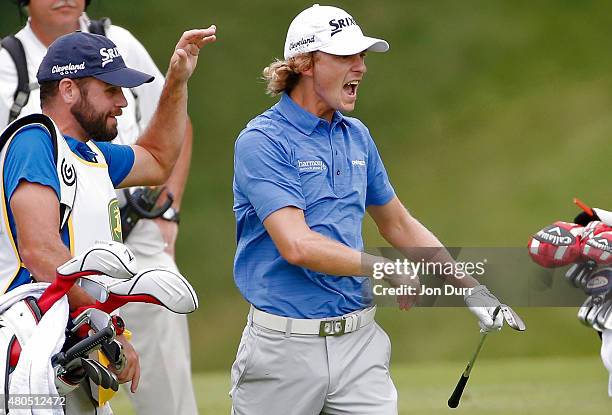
[{"x1": 283, "y1": 4, "x2": 390, "y2": 60}]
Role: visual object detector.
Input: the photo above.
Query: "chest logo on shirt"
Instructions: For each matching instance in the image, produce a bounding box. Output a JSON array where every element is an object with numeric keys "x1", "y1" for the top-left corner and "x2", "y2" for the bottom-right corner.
[
  {"x1": 60, "y1": 158, "x2": 76, "y2": 186},
  {"x1": 108, "y1": 199, "x2": 122, "y2": 242},
  {"x1": 351, "y1": 159, "x2": 366, "y2": 167},
  {"x1": 297, "y1": 160, "x2": 327, "y2": 172}
]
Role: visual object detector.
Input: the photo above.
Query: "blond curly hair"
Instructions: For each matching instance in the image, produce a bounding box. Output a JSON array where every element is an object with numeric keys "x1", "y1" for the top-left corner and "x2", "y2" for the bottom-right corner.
[{"x1": 262, "y1": 53, "x2": 314, "y2": 96}]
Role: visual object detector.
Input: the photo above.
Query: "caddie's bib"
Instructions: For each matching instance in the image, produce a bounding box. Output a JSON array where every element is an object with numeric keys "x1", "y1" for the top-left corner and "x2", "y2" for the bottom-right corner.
[{"x1": 0, "y1": 114, "x2": 121, "y2": 292}]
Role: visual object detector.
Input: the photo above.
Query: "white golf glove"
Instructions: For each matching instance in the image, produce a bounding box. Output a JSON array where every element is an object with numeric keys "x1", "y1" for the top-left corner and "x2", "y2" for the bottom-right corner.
[{"x1": 464, "y1": 285, "x2": 503, "y2": 332}]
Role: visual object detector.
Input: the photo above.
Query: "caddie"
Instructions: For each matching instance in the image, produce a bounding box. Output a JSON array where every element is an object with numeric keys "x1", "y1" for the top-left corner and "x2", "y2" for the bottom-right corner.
[
  {"x1": 0, "y1": 27, "x2": 216, "y2": 414},
  {"x1": 231, "y1": 4, "x2": 505, "y2": 414},
  {"x1": 0, "y1": 2, "x2": 198, "y2": 412}
]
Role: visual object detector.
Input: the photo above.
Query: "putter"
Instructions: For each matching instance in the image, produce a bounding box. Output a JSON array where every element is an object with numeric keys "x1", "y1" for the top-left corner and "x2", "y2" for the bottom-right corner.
[{"x1": 448, "y1": 304, "x2": 526, "y2": 408}]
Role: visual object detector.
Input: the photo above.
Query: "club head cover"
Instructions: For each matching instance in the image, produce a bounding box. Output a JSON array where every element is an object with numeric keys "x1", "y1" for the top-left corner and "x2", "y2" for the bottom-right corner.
[
  {"x1": 57, "y1": 241, "x2": 138, "y2": 279},
  {"x1": 528, "y1": 221, "x2": 583, "y2": 268},
  {"x1": 107, "y1": 268, "x2": 198, "y2": 314},
  {"x1": 582, "y1": 229, "x2": 612, "y2": 265},
  {"x1": 593, "y1": 208, "x2": 612, "y2": 227}
]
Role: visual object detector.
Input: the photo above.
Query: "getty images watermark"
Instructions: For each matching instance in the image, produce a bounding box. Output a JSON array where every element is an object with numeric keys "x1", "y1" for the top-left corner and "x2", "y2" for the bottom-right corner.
[{"x1": 370, "y1": 257, "x2": 487, "y2": 298}]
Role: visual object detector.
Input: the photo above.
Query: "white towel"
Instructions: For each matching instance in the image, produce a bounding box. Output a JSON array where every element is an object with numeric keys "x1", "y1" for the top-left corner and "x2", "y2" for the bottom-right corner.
[
  {"x1": 602, "y1": 329, "x2": 612, "y2": 397},
  {"x1": 0, "y1": 283, "x2": 68, "y2": 415}
]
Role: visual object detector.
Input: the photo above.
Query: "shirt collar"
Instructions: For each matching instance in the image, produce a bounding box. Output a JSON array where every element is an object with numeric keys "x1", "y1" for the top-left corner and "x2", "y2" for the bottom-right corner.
[
  {"x1": 64, "y1": 135, "x2": 99, "y2": 163},
  {"x1": 276, "y1": 93, "x2": 345, "y2": 135},
  {"x1": 21, "y1": 19, "x2": 47, "y2": 58}
]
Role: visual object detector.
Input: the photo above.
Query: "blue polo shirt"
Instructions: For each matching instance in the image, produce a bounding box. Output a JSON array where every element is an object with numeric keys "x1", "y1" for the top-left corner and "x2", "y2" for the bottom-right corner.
[
  {"x1": 2, "y1": 125, "x2": 134, "y2": 292},
  {"x1": 233, "y1": 93, "x2": 395, "y2": 318}
]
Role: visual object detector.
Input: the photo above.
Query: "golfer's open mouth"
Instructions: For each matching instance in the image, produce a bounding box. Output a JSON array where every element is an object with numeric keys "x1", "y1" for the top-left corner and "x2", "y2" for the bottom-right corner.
[{"x1": 343, "y1": 80, "x2": 360, "y2": 97}]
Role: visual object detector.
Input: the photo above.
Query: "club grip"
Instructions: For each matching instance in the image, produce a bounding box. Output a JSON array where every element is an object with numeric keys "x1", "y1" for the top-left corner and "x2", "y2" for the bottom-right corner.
[
  {"x1": 448, "y1": 374, "x2": 469, "y2": 408},
  {"x1": 53, "y1": 326, "x2": 114, "y2": 367}
]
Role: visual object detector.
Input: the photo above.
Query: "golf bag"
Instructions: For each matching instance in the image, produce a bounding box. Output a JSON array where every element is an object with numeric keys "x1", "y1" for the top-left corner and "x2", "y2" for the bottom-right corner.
[{"x1": 0, "y1": 240, "x2": 198, "y2": 413}]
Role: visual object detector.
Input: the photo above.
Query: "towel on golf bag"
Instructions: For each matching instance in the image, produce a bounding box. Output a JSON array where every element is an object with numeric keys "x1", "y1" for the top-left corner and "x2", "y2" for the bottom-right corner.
[{"x1": 0, "y1": 282, "x2": 68, "y2": 415}]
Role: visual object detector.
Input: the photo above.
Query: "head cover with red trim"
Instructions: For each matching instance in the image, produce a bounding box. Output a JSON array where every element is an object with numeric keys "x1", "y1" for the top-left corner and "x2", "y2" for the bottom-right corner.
[
  {"x1": 581, "y1": 223, "x2": 612, "y2": 264},
  {"x1": 528, "y1": 221, "x2": 584, "y2": 268}
]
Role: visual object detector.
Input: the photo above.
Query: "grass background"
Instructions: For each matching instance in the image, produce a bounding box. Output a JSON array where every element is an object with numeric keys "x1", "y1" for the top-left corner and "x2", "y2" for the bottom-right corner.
[
  {"x1": 110, "y1": 356, "x2": 611, "y2": 414},
  {"x1": 2, "y1": 0, "x2": 612, "y2": 411}
]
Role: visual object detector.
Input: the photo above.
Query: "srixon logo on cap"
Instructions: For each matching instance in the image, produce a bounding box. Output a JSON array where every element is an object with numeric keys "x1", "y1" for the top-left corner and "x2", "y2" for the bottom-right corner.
[
  {"x1": 329, "y1": 16, "x2": 357, "y2": 36},
  {"x1": 100, "y1": 47, "x2": 121, "y2": 68}
]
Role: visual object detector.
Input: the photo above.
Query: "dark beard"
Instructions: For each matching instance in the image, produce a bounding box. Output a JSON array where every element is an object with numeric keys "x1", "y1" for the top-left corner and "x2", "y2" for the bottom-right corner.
[{"x1": 70, "y1": 91, "x2": 118, "y2": 142}]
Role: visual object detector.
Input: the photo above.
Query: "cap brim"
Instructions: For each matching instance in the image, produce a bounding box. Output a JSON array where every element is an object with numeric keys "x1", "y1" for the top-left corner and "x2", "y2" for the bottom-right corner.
[
  {"x1": 93, "y1": 67, "x2": 154, "y2": 88},
  {"x1": 319, "y1": 35, "x2": 389, "y2": 56}
]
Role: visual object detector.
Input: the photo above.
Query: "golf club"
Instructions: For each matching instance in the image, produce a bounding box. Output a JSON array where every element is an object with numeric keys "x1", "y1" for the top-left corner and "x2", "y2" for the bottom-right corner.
[{"x1": 448, "y1": 304, "x2": 525, "y2": 408}]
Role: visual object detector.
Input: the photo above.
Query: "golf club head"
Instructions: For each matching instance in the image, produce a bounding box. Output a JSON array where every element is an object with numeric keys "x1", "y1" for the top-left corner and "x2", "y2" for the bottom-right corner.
[
  {"x1": 71, "y1": 308, "x2": 93, "y2": 333},
  {"x1": 77, "y1": 277, "x2": 109, "y2": 302},
  {"x1": 82, "y1": 358, "x2": 119, "y2": 391},
  {"x1": 499, "y1": 305, "x2": 526, "y2": 331},
  {"x1": 576, "y1": 266, "x2": 594, "y2": 290},
  {"x1": 565, "y1": 263, "x2": 583, "y2": 287},
  {"x1": 71, "y1": 308, "x2": 112, "y2": 335},
  {"x1": 107, "y1": 268, "x2": 198, "y2": 314},
  {"x1": 57, "y1": 241, "x2": 138, "y2": 279},
  {"x1": 586, "y1": 294, "x2": 605, "y2": 326},
  {"x1": 87, "y1": 309, "x2": 112, "y2": 333},
  {"x1": 596, "y1": 298, "x2": 612, "y2": 330},
  {"x1": 54, "y1": 359, "x2": 85, "y2": 396},
  {"x1": 101, "y1": 339, "x2": 125, "y2": 371},
  {"x1": 577, "y1": 296, "x2": 595, "y2": 326}
]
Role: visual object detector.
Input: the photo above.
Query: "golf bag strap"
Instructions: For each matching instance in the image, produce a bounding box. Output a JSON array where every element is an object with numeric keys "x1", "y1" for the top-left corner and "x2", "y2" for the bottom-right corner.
[
  {"x1": 0, "y1": 114, "x2": 77, "y2": 231},
  {"x1": 0, "y1": 35, "x2": 30, "y2": 124}
]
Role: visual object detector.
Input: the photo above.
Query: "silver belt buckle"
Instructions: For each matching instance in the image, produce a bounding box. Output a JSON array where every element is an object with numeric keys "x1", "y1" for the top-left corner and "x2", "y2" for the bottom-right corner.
[{"x1": 319, "y1": 318, "x2": 346, "y2": 337}]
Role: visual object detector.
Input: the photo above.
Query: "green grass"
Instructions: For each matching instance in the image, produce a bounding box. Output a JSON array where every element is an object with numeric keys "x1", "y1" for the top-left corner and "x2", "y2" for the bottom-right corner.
[
  {"x1": 110, "y1": 355, "x2": 610, "y2": 414},
  {"x1": 3, "y1": 0, "x2": 612, "y2": 373}
]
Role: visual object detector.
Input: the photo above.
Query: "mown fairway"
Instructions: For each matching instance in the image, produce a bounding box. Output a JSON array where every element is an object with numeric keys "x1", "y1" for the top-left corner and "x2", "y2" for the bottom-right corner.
[{"x1": 111, "y1": 355, "x2": 611, "y2": 414}]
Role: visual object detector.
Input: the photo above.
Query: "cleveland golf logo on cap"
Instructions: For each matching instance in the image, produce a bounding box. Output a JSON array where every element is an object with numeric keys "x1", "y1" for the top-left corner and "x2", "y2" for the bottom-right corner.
[
  {"x1": 100, "y1": 46, "x2": 122, "y2": 68},
  {"x1": 51, "y1": 61, "x2": 86, "y2": 76},
  {"x1": 288, "y1": 35, "x2": 316, "y2": 52},
  {"x1": 329, "y1": 16, "x2": 358, "y2": 36}
]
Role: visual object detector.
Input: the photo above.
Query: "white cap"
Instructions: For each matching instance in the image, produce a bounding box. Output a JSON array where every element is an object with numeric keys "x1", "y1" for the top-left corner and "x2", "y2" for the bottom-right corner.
[{"x1": 283, "y1": 4, "x2": 389, "y2": 60}]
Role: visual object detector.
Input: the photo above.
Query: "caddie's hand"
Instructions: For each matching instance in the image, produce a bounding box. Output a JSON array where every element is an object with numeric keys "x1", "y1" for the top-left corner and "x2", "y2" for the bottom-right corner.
[
  {"x1": 153, "y1": 217, "x2": 178, "y2": 258},
  {"x1": 464, "y1": 285, "x2": 503, "y2": 332},
  {"x1": 384, "y1": 272, "x2": 421, "y2": 311},
  {"x1": 168, "y1": 25, "x2": 217, "y2": 83},
  {"x1": 112, "y1": 334, "x2": 140, "y2": 393}
]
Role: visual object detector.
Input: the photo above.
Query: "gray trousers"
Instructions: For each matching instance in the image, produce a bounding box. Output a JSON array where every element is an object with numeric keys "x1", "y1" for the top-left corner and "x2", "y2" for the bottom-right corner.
[{"x1": 230, "y1": 315, "x2": 397, "y2": 415}]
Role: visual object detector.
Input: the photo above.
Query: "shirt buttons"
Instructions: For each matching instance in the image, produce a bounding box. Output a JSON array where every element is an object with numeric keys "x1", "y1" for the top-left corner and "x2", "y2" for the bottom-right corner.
[{"x1": 336, "y1": 170, "x2": 341, "y2": 175}]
